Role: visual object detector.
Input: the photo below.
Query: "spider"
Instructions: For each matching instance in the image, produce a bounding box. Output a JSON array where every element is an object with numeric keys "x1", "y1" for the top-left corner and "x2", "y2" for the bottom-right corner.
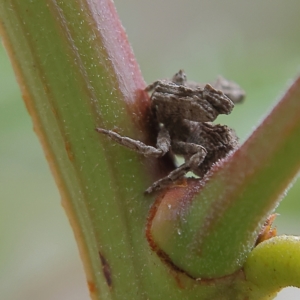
[{"x1": 97, "y1": 70, "x2": 245, "y2": 193}]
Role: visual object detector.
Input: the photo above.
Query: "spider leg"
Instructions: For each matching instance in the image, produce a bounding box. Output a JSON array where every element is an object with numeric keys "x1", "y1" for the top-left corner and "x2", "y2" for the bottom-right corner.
[
  {"x1": 145, "y1": 80, "x2": 160, "y2": 92},
  {"x1": 212, "y1": 76, "x2": 245, "y2": 104},
  {"x1": 145, "y1": 142, "x2": 207, "y2": 193},
  {"x1": 96, "y1": 126, "x2": 170, "y2": 158}
]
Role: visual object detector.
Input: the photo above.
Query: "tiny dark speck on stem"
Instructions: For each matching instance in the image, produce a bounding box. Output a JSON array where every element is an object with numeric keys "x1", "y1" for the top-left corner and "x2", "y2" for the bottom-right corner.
[{"x1": 99, "y1": 252, "x2": 112, "y2": 287}]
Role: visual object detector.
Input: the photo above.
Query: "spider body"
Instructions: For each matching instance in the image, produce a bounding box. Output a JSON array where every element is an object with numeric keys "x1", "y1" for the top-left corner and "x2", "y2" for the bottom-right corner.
[{"x1": 97, "y1": 70, "x2": 244, "y2": 193}]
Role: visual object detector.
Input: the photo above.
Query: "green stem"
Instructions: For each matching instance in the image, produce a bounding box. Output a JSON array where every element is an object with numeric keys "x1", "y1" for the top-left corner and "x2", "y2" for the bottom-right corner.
[
  {"x1": 1, "y1": 0, "x2": 300, "y2": 299},
  {"x1": 149, "y1": 77, "x2": 300, "y2": 278},
  {"x1": 0, "y1": 1, "x2": 155, "y2": 299},
  {"x1": 244, "y1": 236, "x2": 300, "y2": 299}
]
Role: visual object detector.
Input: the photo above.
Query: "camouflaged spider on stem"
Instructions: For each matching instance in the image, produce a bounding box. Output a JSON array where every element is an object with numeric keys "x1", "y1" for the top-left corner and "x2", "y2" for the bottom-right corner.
[{"x1": 96, "y1": 70, "x2": 245, "y2": 194}]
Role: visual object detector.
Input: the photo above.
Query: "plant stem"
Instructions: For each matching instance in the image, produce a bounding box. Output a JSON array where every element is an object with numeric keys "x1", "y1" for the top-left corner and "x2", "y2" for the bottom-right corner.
[
  {"x1": 150, "y1": 76, "x2": 300, "y2": 278},
  {"x1": 1, "y1": 1, "x2": 300, "y2": 299}
]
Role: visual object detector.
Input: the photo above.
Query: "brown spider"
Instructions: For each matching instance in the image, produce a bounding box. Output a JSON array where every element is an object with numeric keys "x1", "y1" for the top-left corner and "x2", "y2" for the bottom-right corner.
[{"x1": 97, "y1": 70, "x2": 245, "y2": 193}]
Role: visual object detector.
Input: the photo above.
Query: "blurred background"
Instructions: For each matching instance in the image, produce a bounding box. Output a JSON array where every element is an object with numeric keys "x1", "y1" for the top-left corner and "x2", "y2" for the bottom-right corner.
[{"x1": 1, "y1": 1, "x2": 300, "y2": 299}]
